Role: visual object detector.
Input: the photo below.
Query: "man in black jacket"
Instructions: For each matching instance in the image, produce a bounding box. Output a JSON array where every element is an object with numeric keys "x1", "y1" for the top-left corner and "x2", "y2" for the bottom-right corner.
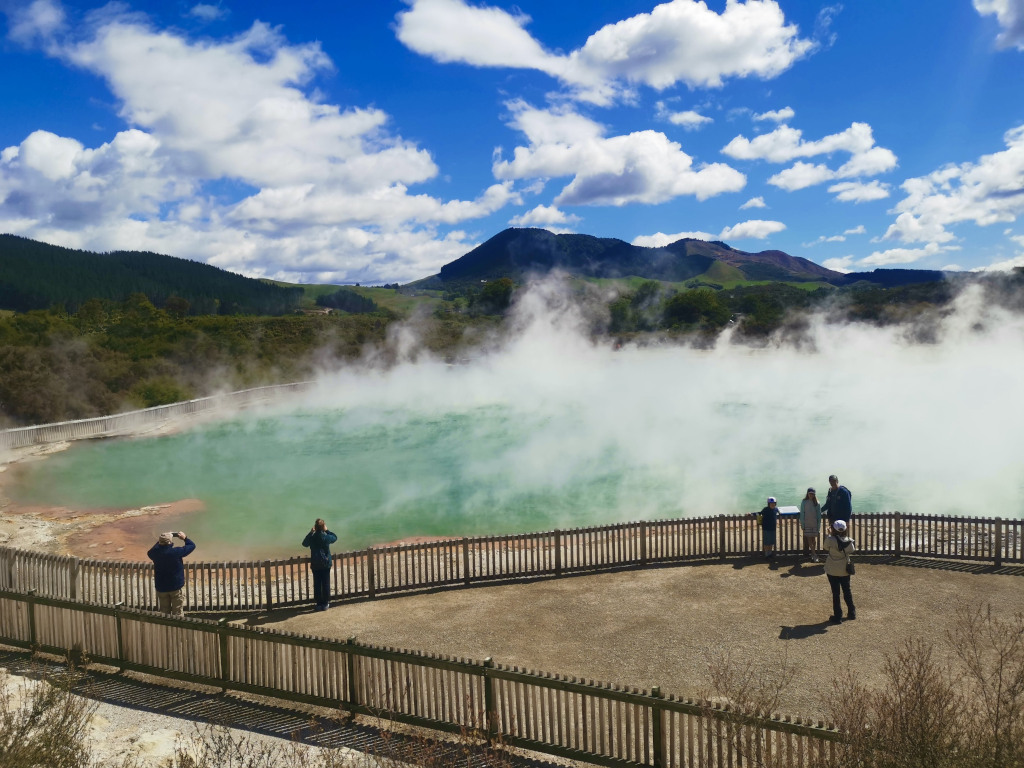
[{"x1": 147, "y1": 531, "x2": 196, "y2": 615}]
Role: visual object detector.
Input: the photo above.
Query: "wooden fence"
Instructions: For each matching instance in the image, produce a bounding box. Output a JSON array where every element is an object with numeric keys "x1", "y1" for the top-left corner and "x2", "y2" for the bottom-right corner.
[
  {"x1": 0, "y1": 587, "x2": 841, "y2": 768},
  {"x1": 0, "y1": 382, "x2": 311, "y2": 451},
  {"x1": 1, "y1": 512, "x2": 1020, "y2": 614}
]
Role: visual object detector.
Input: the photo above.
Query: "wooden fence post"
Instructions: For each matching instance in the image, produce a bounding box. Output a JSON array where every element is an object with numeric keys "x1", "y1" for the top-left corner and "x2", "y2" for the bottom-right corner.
[
  {"x1": 217, "y1": 617, "x2": 230, "y2": 691},
  {"x1": 69, "y1": 557, "x2": 80, "y2": 601},
  {"x1": 994, "y1": 518, "x2": 1003, "y2": 568},
  {"x1": 483, "y1": 657, "x2": 497, "y2": 742},
  {"x1": 346, "y1": 636, "x2": 359, "y2": 708},
  {"x1": 554, "y1": 531, "x2": 563, "y2": 576},
  {"x1": 894, "y1": 512, "x2": 902, "y2": 558},
  {"x1": 462, "y1": 538, "x2": 471, "y2": 586},
  {"x1": 718, "y1": 515, "x2": 727, "y2": 560},
  {"x1": 640, "y1": 521, "x2": 648, "y2": 567},
  {"x1": 366, "y1": 548, "x2": 376, "y2": 599},
  {"x1": 26, "y1": 589, "x2": 36, "y2": 648},
  {"x1": 651, "y1": 686, "x2": 665, "y2": 768},
  {"x1": 113, "y1": 601, "x2": 125, "y2": 670},
  {"x1": 262, "y1": 561, "x2": 274, "y2": 612}
]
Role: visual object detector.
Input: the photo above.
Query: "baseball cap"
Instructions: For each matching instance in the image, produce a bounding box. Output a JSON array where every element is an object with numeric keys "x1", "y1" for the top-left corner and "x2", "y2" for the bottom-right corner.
[
  {"x1": 832, "y1": 520, "x2": 847, "y2": 531},
  {"x1": 767, "y1": 497, "x2": 776, "y2": 503}
]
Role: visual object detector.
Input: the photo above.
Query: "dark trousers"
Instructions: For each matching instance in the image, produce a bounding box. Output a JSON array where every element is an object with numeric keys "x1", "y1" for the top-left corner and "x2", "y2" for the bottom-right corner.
[
  {"x1": 312, "y1": 568, "x2": 331, "y2": 607},
  {"x1": 827, "y1": 574, "x2": 855, "y2": 618}
]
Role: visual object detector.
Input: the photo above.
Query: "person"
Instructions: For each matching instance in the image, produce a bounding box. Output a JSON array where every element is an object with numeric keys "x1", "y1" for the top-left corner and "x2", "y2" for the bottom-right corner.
[
  {"x1": 147, "y1": 531, "x2": 196, "y2": 616},
  {"x1": 302, "y1": 518, "x2": 338, "y2": 611},
  {"x1": 751, "y1": 497, "x2": 779, "y2": 558},
  {"x1": 799, "y1": 487, "x2": 822, "y2": 562},
  {"x1": 821, "y1": 474, "x2": 852, "y2": 533},
  {"x1": 824, "y1": 519, "x2": 856, "y2": 624}
]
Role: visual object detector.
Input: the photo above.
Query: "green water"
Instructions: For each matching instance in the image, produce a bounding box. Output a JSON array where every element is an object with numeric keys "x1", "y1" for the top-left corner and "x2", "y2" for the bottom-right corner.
[{"x1": 8, "y1": 404, "x2": 694, "y2": 558}]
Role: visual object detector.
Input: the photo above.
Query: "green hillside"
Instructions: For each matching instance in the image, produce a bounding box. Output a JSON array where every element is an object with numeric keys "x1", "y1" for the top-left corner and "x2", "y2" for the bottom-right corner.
[{"x1": 0, "y1": 234, "x2": 302, "y2": 315}]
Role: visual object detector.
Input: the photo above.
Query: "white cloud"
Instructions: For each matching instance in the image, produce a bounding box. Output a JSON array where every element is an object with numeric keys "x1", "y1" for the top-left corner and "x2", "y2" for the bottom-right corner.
[
  {"x1": 976, "y1": 253, "x2": 1024, "y2": 271},
  {"x1": 821, "y1": 255, "x2": 855, "y2": 272},
  {"x1": 397, "y1": 0, "x2": 815, "y2": 105},
  {"x1": 633, "y1": 218, "x2": 784, "y2": 246},
  {"x1": 188, "y1": 4, "x2": 228, "y2": 22},
  {"x1": 753, "y1": 106, "x2": 794, "y2": 122},
  {"x1": 719, "y1": 219, "x2": 785, "y2": 239},
  {"x1": 844, "y1": 225, "x2": 867, "y2": 235},
  {"x1": 828, "y1": 180, "x2": 890, "y2": 202},
  {"x1": 509, "y1": 204, "x2": 581, "y2": 230},
  {"x1": 493, "y1": 101, "x2": 745, "y2": 205},
  {"x1": 740, "y1": 196, "x2": 766, "y2": 209},
  {"x1": 974, "y1": 0, "x2": 1024, "y2": 49},
  {"x1": 667, "y1": 110, "x2": 713, "y2": 130},
  {"x1": 0, "y1": 4, "x2": 517, "y2": 283},
  {"x1": 859, "y1": 242, "x2": 947, "y2": 267},
  {"x1": 768, "y1": 162, "x2": 834, "y2": 191},
  {"x1": 883, "y1": 124, "x2": 1024, "y2": 246},
  {"x1": 632, "y1": 231, "x2": 716, "y2": 247},
  {"x1": 6, "y1": 0, "x2": 66, "y2": 46}
]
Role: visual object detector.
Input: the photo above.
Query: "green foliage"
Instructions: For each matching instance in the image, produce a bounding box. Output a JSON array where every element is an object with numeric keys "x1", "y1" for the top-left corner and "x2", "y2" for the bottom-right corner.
[
  {"x1": 315, "y1": 288, "x2": 379, "y2": 313},
  {"x1": 473, "y1": 277, "x2": 516, "y2": 315},
  {"x1": 663, "y1": 288, "x2": 730, "y2": 328},
  {"x1": 0, "y1": 234, "x2": 302, "y2": 315}
]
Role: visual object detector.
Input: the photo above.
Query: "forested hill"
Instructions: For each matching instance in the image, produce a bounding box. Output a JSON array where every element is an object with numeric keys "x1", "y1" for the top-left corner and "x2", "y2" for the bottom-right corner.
[{"x1": 0, "y1": 234, "x2": 302, "y2": 315}]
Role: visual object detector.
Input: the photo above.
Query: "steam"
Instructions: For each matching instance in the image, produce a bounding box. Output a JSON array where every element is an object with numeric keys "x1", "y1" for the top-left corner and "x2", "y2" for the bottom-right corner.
[{"x1": 11, "y1": 277, "x2": 1024, "y2": 555}]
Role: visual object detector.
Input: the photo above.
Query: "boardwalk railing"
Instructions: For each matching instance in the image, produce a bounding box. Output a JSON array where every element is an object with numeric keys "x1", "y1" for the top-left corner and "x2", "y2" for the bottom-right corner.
[
  {"x1": 0, "y1": 382, "x2": 311, "y2": 451},
  {"x1": 1, "y1": 512, "x2": 1021, "y2": 613},
  {"x1": 0, "y1": 587, "x2": 841, "y2": 768}
]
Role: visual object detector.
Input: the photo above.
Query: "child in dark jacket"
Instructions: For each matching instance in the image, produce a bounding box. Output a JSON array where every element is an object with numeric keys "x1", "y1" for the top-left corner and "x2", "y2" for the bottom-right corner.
[{"x1": 752, "y1": 497, "x2": 779, "y2": 558}]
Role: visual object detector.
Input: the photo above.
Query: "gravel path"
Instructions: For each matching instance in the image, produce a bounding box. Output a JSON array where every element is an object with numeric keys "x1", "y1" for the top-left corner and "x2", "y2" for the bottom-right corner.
[{"x1": 256, "y1": 556, "x2": 1024, "y2": 722}]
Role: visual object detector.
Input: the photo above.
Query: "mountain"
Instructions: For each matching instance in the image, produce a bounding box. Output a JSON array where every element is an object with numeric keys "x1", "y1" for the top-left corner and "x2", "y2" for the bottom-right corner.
[
  {"x1": 430, "y1": 228, "x2": 847, "y2": 286},
  {"x1": 0, "y1": 234, "x2": 302, "y2": 315}
]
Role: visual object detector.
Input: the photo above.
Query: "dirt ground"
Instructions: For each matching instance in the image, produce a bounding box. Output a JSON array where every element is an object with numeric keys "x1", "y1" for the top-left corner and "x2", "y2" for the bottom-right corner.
[{"x1": 250, "y1": 557, "x2": 1024, "y2": 723}]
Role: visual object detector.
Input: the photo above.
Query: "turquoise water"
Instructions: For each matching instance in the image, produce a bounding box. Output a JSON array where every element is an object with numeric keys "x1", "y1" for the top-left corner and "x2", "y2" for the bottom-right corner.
[{"x1": 8, "y1": 404, "x2": 697, "y2": 557}]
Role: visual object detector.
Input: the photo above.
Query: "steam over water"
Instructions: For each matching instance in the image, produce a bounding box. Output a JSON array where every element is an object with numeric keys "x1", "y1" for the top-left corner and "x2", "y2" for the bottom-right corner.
[{"x1": 9, "y1": 282, "x2": 1024, "y2": 557}]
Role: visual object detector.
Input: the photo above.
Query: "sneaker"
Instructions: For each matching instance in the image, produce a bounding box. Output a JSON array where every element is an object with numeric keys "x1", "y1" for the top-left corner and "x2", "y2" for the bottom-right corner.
[
  {"x1": 811, "y1": 556, "x2": 819, "y2": 563},
  {"x1": 847, "y1": 613, "x2": 856, "y2": 621},
  {"x1": 829, "y1": 616, "x2": 842, "y2": 625}
]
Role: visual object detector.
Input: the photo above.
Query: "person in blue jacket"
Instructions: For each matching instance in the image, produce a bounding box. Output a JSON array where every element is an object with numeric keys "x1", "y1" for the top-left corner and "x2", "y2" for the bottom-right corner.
[
  {"x1": 751, "y1": 497, "x2": 779, "y2": 558},
  {"x1": 147, "y1": 531, "x2": 196, "y2": 616},
  {"x1": 302, "y1": 518, "x2": 338, "y2": 611},
  {"x1": 822, "y1": 474, "x2": 853, "y2": 533}
]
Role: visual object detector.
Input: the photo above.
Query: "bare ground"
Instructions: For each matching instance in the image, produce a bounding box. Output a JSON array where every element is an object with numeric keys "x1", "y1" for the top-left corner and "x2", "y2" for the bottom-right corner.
[{"x1": 252, "y1": 556, "x2": 1024, "y2": 723}]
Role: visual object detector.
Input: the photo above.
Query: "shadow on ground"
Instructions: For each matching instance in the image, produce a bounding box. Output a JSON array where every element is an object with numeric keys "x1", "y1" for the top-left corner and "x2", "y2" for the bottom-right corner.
[{"x1": 0, "y1": 649, "x2": 565, "y2": 768}]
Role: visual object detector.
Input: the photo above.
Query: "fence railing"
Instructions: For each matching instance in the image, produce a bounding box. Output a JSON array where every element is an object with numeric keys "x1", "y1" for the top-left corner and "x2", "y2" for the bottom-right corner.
[
  {"x1": 0, "y1": 382, "x2": 312, "y2": 451},
  {"x1": 0, "y1": 587, "x2": 841, "y2": 768},
  {"x1": 1, "y1": 512, "x2": 1020, "y2": 614}
]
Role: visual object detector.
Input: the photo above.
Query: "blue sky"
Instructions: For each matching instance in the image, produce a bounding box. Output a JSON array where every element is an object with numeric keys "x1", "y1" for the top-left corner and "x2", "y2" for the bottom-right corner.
[{"x1": 3, "y1": 0, "x2": 1024, "y2": 284}]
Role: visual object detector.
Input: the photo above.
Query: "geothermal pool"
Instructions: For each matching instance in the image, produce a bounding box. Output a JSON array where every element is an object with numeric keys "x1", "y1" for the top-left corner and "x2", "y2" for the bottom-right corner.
[{"x1": 6, "y1": 285, "x2": 1024, "y2": 559}]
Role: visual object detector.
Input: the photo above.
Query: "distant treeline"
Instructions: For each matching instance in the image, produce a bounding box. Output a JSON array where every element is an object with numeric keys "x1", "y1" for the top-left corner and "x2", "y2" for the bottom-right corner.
[
  {"x1": 0, "y1": 234, "x2": 303, "y2": 315},
  {"x1": 316, "y1": 287, "x2": 379, "y2": 313}
]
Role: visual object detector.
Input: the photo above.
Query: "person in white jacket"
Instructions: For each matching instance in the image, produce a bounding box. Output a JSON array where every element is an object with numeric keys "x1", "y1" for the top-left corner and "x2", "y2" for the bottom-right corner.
[
  {"x1": 799, "y1": 488, "x2": 822, "y2": 562},
  {"x1": 824, "y1": 519, "x2": 856, "y2": 624}
]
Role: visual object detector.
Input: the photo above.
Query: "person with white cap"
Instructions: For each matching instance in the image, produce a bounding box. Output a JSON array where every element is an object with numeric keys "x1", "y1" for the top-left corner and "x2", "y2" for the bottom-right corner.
[
  {"x1": 147, "y1": 531, "x2": 196, "y2": 616},
  {"x1": 751, "y1": 497, "x2": 779, "y2": 559},
  {"x1": 824, "y1": 519, "x2": 856, "y2": 624}
]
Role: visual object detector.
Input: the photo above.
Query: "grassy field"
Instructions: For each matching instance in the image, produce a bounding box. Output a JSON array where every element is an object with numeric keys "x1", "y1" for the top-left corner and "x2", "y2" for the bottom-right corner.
[{"x1": 263, "y1": 280, "x2": 447, "y2": 315}]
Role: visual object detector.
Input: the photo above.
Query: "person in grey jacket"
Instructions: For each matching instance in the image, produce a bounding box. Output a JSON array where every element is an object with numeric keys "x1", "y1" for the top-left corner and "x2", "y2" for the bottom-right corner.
[
  {"x1": 799, "y1": 487, "x2": 822, "y2": 562},
  {"x1": 824, "y1": 519, "x2": 856, "y2": 624}
]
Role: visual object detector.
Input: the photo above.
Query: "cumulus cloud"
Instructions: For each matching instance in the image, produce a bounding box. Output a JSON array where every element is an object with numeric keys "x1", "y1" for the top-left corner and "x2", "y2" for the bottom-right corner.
[
  {"x1": 727, "y1": 122, "x2": 897, "y2": 197},
  {"x1": 0, "y1": 3, "x2": 516, "y2": 283},
  {"x1": 633, "y1": 218, "x2": 784, "y2": 246},
  {"x1": 821, "y1": 255, "x2": 855, "y2": 272},
  {"x1": 493, "y1": 101, "x2": 745, "y2": 206},
  {"x1": 828, "y1": 180, "x2": 890, "y2": 202},
  {"x1": 666, "y1": 110, "x2": 713, "y2": 130},
  {"x1": 188, "y1": 4, "x2": 227, "y2": 22},
  {"x1": 719, "y1": 219, "x2": 785, "y2": 239},
  {"x1": 883, "y1": 123, "x2": 1024, "y2": 246},
  {"x1": 397, "y1": 0, "x2": 815, "y2": 105},
  {"x1": 509, "y1": 204, "x2": 581, "y2": 231},
  {"x1": 859, "y1": 242, "x2": 949, "y2": 267},
  {"x1": 974, "y1": 0, "x2": 1024, "y2": 49},
  {"x1": 753, "y1": 106, "x2": 794, "y2": 122},
  {"x1": 740, "y1": 196, "x2": 766, "y2": 209}
]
